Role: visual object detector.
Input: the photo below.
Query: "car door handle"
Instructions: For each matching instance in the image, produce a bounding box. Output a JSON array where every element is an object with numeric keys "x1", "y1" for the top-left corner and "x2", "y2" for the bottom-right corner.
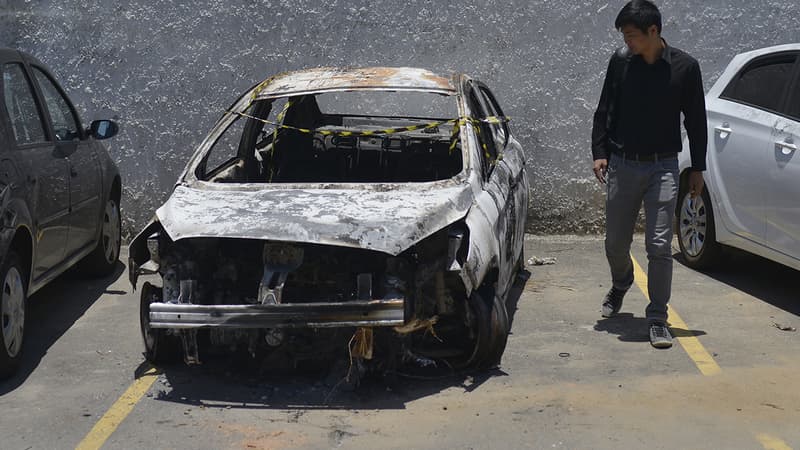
[
  {"x1": 714, "y1": 124, "x2": 732, "y2": 139},
  {"x1": 776, "y1": 140, "x2": 797, "y2": 155}
]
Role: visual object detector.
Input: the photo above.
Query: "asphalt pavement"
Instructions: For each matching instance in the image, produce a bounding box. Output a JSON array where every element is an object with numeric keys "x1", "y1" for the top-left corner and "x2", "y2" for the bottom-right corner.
[{"x1": 1, "y1": 235, "x2": 798, "y2": 450}]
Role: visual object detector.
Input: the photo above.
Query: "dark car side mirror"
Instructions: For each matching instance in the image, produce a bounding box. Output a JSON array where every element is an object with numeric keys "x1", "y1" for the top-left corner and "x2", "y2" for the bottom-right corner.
[{"x1": 89, "y1": 120, "x2": 119, "y2": 140}]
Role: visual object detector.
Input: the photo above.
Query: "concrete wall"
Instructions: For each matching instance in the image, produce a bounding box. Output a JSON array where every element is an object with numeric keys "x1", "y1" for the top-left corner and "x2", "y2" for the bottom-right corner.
[{"x1": 2, "y1": 0, "x2": 799, "y2": 237}]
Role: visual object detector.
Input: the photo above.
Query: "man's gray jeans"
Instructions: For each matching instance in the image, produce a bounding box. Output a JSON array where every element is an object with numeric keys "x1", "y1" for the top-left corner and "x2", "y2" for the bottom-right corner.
[{"x1": 605, "y1": 152, "x2": 679, "y2": 323}]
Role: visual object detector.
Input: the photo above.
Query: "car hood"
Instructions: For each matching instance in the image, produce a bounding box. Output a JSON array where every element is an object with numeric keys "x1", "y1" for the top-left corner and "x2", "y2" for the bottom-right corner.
[{"x1": 155, "y1": 182, "x2": 473, "y2": 255}]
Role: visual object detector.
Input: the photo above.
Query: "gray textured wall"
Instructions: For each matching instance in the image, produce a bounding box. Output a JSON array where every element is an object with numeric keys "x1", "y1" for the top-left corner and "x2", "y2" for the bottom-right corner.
[{"x1": 2, "y1": 0, "x2": 799, "y2": 238}]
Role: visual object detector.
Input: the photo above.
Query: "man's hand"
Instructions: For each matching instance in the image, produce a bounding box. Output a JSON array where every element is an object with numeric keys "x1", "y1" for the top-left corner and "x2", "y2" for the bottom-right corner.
[
  {"x1": 688, "y1": 170, "x2": 705, "y2": 198},
  {"x1": 593, "y1": 159, "x2": 608, "y2": 184}
]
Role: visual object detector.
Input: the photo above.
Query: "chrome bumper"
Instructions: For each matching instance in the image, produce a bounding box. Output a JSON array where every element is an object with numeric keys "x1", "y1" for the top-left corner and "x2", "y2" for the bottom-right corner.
[{"x1": 148, "y1": 299, "x2": 405, "y2": 329}]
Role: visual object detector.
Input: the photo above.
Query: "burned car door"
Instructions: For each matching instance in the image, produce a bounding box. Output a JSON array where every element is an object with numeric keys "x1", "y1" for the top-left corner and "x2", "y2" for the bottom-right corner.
[
  {"x1": 476, "y1": 83, "x2": 527, "y2": 277},
  {"x1": 1, "y1": 60, "x2": 70, "y2": 278},
  {"x1": 467, "y1": 81, "x2": 516, "y2": 294},
  {"x1": 29, "y1": 65, "x2": 102, "y2": 257}
]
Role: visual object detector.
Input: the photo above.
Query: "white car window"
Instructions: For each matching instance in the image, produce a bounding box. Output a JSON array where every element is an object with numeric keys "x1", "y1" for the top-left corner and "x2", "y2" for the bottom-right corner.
[{"x1": 721, "y1": 55, "x2": 796, "y2": 114}]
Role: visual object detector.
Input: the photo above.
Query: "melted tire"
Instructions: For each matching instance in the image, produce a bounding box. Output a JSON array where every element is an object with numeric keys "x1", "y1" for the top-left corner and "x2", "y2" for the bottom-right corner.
[
  {"x1": 444, "y1": 291, "x2": 491, "y2": 370},
  {"x1": 480, "y1": 294, "x2": 510, "y2": 369},
  {"x1": 140, "y1": 282, "x2": 181, "y2": 364}
]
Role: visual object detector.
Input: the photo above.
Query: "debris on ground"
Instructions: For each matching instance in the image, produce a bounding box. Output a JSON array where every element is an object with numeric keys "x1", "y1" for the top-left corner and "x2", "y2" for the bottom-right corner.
[
  {"x1": 772, "y1": 322, "x2": 797, "y2": 332},
  {"x1": 527, "y1": 256, "x2": 557, "y2": 266}
]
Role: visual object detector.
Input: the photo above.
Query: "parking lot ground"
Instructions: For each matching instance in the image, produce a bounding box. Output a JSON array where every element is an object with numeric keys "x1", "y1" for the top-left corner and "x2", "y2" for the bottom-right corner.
[{"x1": 1, "y1": 235, "x2": 798, "y2": 449}]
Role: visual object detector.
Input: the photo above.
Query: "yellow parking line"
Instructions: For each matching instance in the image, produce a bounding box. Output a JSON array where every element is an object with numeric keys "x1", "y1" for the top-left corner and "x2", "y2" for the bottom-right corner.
[
  {"x1": 630, "y1": 254, "x2": 722, "y2": 376},
  {"x1": 756, "y1": 434, "x2": 793, "y2": 450},
  {"x1": 631, "y1": 254, "x2": 796, "y2": 446},
  {"x1": 75, "y1": 364, "x2": 160, "y2": 450}
]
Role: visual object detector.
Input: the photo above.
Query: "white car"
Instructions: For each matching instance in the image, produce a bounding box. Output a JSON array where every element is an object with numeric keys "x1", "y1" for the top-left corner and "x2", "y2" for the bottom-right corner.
[{"x1": 677, "y1": 44, "x2": 800, "y2": 270}]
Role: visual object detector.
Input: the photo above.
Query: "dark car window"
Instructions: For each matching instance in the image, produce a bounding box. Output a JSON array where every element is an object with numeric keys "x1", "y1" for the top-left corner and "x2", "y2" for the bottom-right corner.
[
  {"x1": 2, "y1": 63, "x2": 46, "y2": 145},
  {"x1": 467, "y1": 86, "x2": 497, "y2": 172},
  {"x1": 201, "y1": 99, "x2": 276, "y2": 178},
  {"x1": 32, "y1": 67, "x2": 81, "y2": 141},
  {"x1": 787, "y1": 76, "x2": 800, "y2": 122},
  {"x1": 478, "y1": 86, "x2": 508, "y2": 152},
  {"x1": 721, "y1": 54, "x2": 797, "y2": 114}
]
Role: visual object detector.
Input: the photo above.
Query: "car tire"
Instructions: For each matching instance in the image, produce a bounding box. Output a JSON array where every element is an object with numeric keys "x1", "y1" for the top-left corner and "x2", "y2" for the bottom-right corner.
[
  {"x1": 0, "y1": 251, "x2": 27, "y2": 379},
  {"x1": 79, "y1": 197, "x2": 121, "y2": 277},
  {"x1": 140, "y1": 282, "x2": 181, "y2": 364},
  {"x1": 479, "y1": 292, "x2": 510, "y2": 369},
  {"x1": 516, "y1": 246, "x2": 526, "y2": 275},
  {"x1": 677, "y1": 186, "x2": 721, "y2": 270}
]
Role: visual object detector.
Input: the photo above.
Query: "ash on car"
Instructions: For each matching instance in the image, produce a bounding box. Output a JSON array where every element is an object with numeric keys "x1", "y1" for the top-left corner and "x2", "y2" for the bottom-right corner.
[{"x1": 129, "y1": 67, "x2": 528, "y2": 375}]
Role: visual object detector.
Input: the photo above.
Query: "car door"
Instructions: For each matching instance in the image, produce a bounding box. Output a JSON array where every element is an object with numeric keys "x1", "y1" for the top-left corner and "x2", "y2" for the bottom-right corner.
[
  {"x1": 29, "y1": 64, "x2": 102, "y2": 258},
  {"x1": 708, "y1": 52, "x2": 797, "y2": 245},
  {"x1": 476, "y1": 84, "x2": 527, "y2": 275},
  {"x1": 468, "y1": 82, "x2": 515, "y2": 293},
  {"x1": 764, "y1": 59, "x2": 800, "y2": 259},
  {"x1": 1, "y1": 59, "x2": 70, "y2": 279}
]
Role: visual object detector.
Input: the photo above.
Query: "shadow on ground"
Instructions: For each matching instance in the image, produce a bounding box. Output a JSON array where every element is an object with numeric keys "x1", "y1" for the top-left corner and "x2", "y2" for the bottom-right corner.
[
  {"x1": 594, "y1": 313, "x2": 707, "y2": 343},
  {"x1": 146, "y1": 359, "x2": 506, "y2": 411},
  {"x1": 673, "y1": 248, "x2": 800, "y2": 317},
  {"x1": 0, "y1": 262, "x2": 126, "y2": 394},
  {"x1": 137, "y1": 269, "x2": 528, "y2": 411}
]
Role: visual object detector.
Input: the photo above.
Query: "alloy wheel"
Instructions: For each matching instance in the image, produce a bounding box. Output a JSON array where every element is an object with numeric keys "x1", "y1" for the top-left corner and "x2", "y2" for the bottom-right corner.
[
  {"x1": 102, "y1": 200, "x2": 121, "y2": 264},
  {"x1": 2, "y1": 267, "x2": 25, "y2": 358},
  {"x1": 679, "y1": 194, "x2": 707, "y2": 258}
]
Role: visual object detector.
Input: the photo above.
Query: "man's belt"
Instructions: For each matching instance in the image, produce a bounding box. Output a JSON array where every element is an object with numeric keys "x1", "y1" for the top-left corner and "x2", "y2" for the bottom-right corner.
[{"x1": 615, "y1": 151, "x2": 678, "y2": 162}]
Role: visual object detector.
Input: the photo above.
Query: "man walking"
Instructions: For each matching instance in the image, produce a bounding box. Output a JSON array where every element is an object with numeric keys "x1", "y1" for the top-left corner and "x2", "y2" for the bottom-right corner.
[{"x1": 591, "y1": 0, "x2": 707, "y2": 348}]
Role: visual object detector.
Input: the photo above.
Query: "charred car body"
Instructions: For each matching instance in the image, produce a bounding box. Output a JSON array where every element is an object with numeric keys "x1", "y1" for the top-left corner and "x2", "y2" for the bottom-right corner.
[{"x1": 129, "y1": 67, "x2": 528, "y2": 371}]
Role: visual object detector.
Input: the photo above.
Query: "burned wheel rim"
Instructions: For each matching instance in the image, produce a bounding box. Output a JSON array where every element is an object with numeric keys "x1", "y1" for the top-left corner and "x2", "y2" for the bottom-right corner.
[
  {"x1": 2, "y1": 267, "x2": 25, "y2": 358},
  {"x1": 102, "y1": 199, "x2": 121, "y2": 264},
  {"x1": 679, "y1": 193, "x2": 707, "y2": 258},
  {"x1": 140, "y1": 282, "x2": 157, "y2": 354}
]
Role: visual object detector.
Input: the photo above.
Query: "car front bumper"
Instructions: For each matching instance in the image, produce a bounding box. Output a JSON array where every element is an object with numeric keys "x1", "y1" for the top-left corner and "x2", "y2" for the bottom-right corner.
[{"x1": 148, "y1": 298, "x2": 405, "y2": 329}]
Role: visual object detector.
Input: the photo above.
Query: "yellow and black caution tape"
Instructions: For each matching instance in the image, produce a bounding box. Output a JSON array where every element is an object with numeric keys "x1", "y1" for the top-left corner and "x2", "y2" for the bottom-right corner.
[
  {"x1": 224, "y1": 107, "x2": 509, "y2": 165},
  {"x1": 227, "y1": 109, "x2": 509, "y2": 138}
]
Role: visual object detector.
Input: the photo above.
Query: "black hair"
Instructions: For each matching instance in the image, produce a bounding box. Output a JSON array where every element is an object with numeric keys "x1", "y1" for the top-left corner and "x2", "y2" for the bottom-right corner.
[{"x1": 615, "y1": 0, "x2": 662, "y2": 34}]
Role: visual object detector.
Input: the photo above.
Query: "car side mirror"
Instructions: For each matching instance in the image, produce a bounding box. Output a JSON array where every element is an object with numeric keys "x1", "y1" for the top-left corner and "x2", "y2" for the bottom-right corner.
[{"x1": 89, "y1": 120, "x2": 119, "y2": 140}]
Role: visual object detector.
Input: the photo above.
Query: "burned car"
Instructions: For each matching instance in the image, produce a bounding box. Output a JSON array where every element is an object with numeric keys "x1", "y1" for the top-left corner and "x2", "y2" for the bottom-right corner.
[{"x1": 129, "y1": 67, "x2": 528, "y2": 372}]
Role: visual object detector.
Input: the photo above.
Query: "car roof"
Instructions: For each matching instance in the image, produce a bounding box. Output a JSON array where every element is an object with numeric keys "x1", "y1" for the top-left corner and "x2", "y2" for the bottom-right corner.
[
  {"x1": 732, "y1": 43, "x2": 800, "y2": 61},
  {"x1": 0, "y1": 47, "x2": 47, "y2": 67},
  {"x1": 0, "y1": 47, "x2": 24, "y2": 60},
  {"x1": 251, "y1": 67, "x2": 457, "y2": 99}
]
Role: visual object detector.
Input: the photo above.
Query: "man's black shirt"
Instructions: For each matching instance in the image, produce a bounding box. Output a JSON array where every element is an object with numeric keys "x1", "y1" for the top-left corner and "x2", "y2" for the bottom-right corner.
[{"x1": 591, "y1": 41, "x2": 707, "y2": 171}]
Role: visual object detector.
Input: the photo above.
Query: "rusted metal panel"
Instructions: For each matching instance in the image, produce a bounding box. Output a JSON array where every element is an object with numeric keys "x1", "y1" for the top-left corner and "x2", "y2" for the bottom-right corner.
[
  {"x1": 253, "y1": 67, "x2": 456, "y2": 99},
  {"x1": 155, "y1": 181, "x2": 474, "y2": 256}
]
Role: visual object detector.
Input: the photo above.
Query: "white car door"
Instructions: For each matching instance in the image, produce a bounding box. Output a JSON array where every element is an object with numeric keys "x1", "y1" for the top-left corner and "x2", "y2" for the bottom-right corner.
[
  {"x1": 707, "y1": 52, "x2": 798, "y2": 245},
  {"x1": 765, "y1": 64, "x2": 800, "y2": 259}
]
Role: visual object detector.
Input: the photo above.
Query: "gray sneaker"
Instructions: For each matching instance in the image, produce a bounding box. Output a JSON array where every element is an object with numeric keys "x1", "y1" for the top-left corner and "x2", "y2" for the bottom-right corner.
[
  {"x1": 601, "y1": 287, "x2": 626, "y2": 318},
  {"x1": 649, "y1": 322, "x2": 673, "y2": 349}
]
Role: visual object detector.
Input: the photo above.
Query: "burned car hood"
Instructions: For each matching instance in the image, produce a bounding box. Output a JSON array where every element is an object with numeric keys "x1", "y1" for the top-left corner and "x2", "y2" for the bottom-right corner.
[{"x1": 156, "y1": 182, "x2": 473, "y2": 255}]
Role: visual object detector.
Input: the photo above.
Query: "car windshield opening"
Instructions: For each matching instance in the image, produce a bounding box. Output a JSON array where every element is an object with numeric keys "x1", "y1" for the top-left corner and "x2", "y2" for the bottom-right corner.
[{"x1": 198, "y1": 91, "x2": 463, "y2": 184}]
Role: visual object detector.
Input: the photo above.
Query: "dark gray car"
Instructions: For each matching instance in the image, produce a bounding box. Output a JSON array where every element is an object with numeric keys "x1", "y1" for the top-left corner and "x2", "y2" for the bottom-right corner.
[{"x1": 0, "y1": 48, "x2": 121, "y2": 379}]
